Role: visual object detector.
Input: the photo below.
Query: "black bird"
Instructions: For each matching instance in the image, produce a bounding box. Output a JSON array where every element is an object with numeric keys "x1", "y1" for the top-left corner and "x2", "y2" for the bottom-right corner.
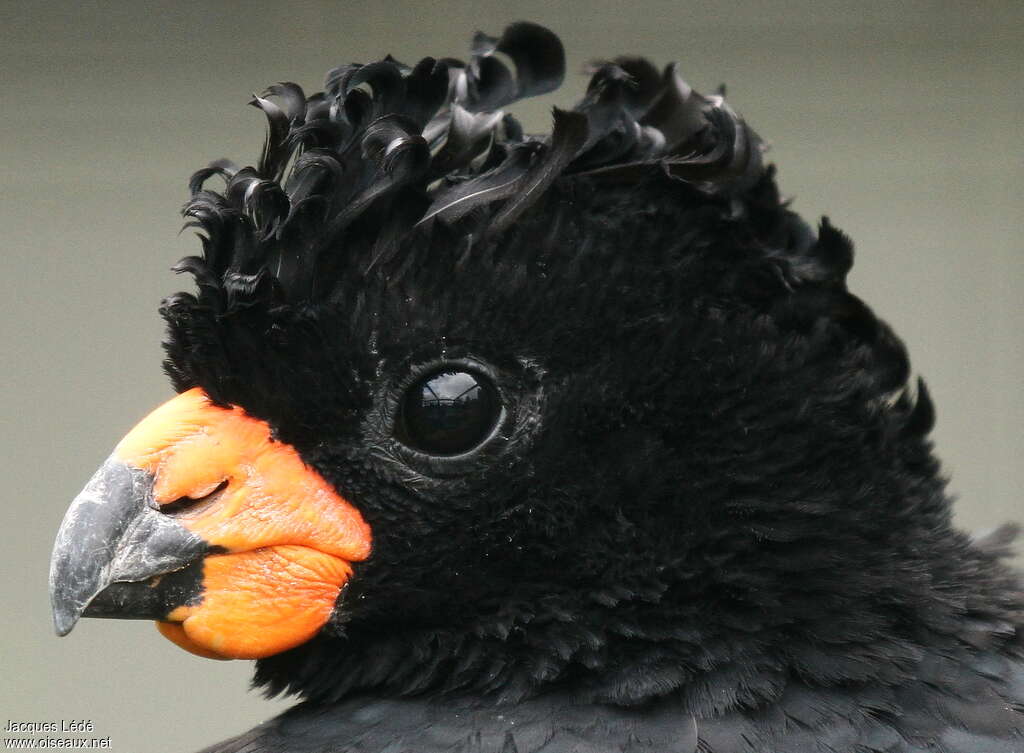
[{"x1": 49, "y1": 22, "x2": 1024, "y2": 752}]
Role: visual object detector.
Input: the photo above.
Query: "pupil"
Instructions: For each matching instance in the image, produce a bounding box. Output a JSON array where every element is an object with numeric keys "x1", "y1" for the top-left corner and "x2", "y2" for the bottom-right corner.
[{"x1": 400, "y1": 370, "x2": 498, "y2": 455}]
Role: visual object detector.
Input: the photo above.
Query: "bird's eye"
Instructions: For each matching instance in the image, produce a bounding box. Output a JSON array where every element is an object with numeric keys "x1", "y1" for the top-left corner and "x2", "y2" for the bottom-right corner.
[{"x1": 396, "y1": 369, "x2": 501, "y2": 456}]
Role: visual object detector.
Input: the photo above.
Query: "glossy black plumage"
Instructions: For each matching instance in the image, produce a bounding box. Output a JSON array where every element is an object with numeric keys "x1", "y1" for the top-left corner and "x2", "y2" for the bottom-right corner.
[
  {"x1": 154, "y1": 22, "x2": 1024, "y2": 753},
  {"x1": 203, "y1": 655, "x2": 1024, "y2": 752}
]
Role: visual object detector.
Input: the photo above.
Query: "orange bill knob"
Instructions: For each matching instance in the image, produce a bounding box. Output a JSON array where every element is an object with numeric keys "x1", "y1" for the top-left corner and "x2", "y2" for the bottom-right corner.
[{"x1": 49, "y1": 388, "x2": 372, "y2": 660}]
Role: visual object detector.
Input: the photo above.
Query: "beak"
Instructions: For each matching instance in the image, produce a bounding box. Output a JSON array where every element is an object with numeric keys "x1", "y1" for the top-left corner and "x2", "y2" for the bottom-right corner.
[
  {"x1": 49, "y1": 456, "x2": 208, "y2": 636},
  {"x1": 49, "y1": 388, "x2": 371, "y2": 659}
]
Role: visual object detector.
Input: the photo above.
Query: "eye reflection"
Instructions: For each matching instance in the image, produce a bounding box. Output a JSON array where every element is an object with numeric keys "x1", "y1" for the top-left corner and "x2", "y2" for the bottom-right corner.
[{"x1": 397, "y1": 370, "x2": 500, "y2": 456}]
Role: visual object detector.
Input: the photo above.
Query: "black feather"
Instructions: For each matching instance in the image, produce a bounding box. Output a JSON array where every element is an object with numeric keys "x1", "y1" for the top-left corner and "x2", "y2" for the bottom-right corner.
[
  {"x1": 418, "y1": 144, "x2": 538, "y2": 226},
  {"x1": 464, "y1": 22, "x2": 565, "y2": 111},
  {"x1": 489, "y1": 108, "x2": 589, "y2": 232},
  {"x1": 176, "y1": 22, "x2": 765, "y2": 312}
]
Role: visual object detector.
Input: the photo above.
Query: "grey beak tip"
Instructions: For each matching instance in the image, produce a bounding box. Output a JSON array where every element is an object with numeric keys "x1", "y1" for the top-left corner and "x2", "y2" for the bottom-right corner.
[
  {"x1": 53, "y1": 606, "x2": 79, "y2": 637},
  {"x1": 49, "y1": 454, "x2": 209, "y2": 632},
  {"x1": 54, "y1": 620, "x2": 74, "y2": 637}
]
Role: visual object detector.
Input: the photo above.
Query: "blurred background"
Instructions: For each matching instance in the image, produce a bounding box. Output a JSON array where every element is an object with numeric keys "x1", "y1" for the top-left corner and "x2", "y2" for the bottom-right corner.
[{"x1": 1, "y1": 1, "x2": 1020, "y2": 750}]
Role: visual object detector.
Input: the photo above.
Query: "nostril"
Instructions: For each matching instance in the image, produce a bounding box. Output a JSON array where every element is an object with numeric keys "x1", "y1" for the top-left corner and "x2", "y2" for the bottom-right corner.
[{"x1": 159, "y1": 480, "x2": 229, "y2": 517}]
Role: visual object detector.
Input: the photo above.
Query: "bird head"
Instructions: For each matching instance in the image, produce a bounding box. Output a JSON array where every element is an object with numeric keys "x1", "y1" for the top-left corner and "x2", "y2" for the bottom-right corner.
[{"x1": 51, "y1": 23, "x2": 960, "y2": 706}]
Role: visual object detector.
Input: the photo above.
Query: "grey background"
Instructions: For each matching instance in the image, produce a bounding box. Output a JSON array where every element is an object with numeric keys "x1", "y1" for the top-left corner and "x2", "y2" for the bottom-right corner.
[{"x1": 1, "y1": 1, "x2": 1020, "y2": 751}]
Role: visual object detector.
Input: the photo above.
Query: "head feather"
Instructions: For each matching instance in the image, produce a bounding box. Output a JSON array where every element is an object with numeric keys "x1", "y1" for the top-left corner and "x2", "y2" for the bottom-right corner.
[{"x1": 180, "y1": 22, "x2": 766, "y2": 308}]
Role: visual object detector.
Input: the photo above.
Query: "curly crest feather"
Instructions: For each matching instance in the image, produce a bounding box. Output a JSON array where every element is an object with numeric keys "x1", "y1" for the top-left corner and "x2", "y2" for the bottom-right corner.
[{"x1": 177, "y1": 22, "x2": 768, "y2": 308}]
